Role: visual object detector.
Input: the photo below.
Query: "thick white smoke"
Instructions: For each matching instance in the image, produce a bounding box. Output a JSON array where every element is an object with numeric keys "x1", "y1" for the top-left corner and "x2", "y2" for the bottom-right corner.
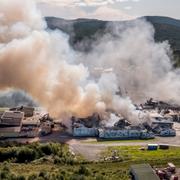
[
  {"x1": 0, "y1": 0, "x2": 106, "y2": 119},
  {"x1": 82, "y1": 20, "x2": 179, "y2": 105},
  {"x1": 0, "y1": 0, "x2": 180, "y2": 125}
]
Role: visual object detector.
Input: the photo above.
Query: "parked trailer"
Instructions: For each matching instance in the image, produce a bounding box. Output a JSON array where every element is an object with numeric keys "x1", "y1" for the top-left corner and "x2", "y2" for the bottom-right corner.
[
  {"x1": 98, "y1": 129, "x2": 129, "y2": 139},
  {"x1": 147, "y1": 144, "x2": 158, "y2": 150},
  {"x1": 73, "y1": 127, "x2": 98, "y2": 137},
  {"x1": 159, "y1": 144, "x2": 169, "y2": 150},
  {"x1": 98, "y1": 129, "x2": 155, "y2": 140}
]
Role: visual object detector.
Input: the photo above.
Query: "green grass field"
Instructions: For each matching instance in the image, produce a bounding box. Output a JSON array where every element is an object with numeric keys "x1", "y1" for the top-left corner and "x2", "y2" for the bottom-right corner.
[
  {"x1": 101, "y1": 146, "x2": 180, "y2": 166},
  {"x1": 0, "y1": 143, "x2": 180, "y2": 180}
]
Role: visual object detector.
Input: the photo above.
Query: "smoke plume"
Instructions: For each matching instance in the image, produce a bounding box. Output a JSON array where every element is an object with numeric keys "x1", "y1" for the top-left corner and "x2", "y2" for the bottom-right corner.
[
  {"x1": 82, "y1": 20, "x2": 177, "y2": 104},
  {"x1": 0, "y1": 90, "x2": 37, "y2": 107},
  {"x1": 0, "y1": 0, "x2": 105, "y2": 118},
  {"x1": 0, "y1": 0, "x2": 180, "y2": 125}
]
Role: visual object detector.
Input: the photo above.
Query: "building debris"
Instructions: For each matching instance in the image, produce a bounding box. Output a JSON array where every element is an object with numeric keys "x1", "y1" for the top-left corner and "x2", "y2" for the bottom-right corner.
[
  {"x1": 71, "y1": 98, "x2": 179, "y2": 139},
  {"x1": 155, "y1": 162, "x2": 178, "y2": 180},
  {"x1": 0, "y1": 97, "x2": 179, "y2": 140}
]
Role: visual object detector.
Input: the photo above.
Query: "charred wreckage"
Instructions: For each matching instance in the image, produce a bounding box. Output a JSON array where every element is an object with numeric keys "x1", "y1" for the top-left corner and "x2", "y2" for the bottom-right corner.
[
  {"x1": 72, "y1": 99, "x2": 179, "y2": 140},
  {"x1": 0, "y1": 98, "x2": 179, "y2": 140}
]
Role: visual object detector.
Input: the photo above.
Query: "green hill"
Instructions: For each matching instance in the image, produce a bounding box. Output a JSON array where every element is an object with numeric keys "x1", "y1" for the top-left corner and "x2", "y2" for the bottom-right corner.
[{"x1": 45, "y1": 16, "x2": 180, "y2": 65}]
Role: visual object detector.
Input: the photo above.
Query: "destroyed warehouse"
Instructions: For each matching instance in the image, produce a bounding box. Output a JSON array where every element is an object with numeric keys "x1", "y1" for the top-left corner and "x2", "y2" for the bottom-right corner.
[{"x1": 72, "y1": 99, "x2": 178, "y2": 139}]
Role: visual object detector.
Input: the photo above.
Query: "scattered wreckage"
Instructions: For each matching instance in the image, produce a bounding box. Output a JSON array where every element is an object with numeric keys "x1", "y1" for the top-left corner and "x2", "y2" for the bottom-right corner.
[{"x1": 72, "y1": 98, "x2": 178, "y2": 139}]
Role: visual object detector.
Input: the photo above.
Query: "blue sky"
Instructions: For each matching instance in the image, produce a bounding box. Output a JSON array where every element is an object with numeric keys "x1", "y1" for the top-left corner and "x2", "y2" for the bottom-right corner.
[{"x1": 37, "y1": 0, "x2": 180, "y2": 20}]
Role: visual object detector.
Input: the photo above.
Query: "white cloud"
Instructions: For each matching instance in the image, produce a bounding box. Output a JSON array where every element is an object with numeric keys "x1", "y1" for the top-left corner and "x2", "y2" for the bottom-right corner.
[
  {"x1": 37, "y1": 0, "x2": 137, "y2": 20},
  {"x1": 89, "y1": 6, "x2": 133, "y2": 20},
  {"x1": 38, "y1": 2, "x2": 134, "y2": 20},
  {"x1": 37, "y1": 0, "x2": 140, "y2": 7},
  {"x1": 38, "y1": 3, "x2": 87, "y2": 19}
]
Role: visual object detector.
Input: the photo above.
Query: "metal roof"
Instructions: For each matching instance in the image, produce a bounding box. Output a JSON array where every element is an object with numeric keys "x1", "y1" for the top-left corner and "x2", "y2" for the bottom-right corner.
[
  {"x1": 2, "y1": 111, "x2": 24, "y2": 119},
  {"x1": 0, "y1": 111, "x2": 24, "y2": 126},
  {"x1": 130, "y1": 164, "x2": 160, "y2": 180}
]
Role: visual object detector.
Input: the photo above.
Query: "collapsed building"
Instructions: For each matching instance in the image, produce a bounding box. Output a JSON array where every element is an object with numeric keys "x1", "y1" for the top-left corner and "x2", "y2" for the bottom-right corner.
[
  {"x1": 72, "y1": 113, "x2": 155, "y2": 139},
  {"x1": 142, "y1": 98, "x2": 180, "y2": 111},
  {"x1": 98, "y1": 115, "x2": 155, "y2": 139},
  {"x1": 146, "y1": 113, "x2": 176, "y2": 137},
  {"x1": 140, "y1": 99, "x2": 180, "y2": 124},
  {"x1": 72, "y1": 100, "x2": 177, "y2": 139},
  {"x1": 0, "y1": 98, "x2": 177, "y2": 140},
  {"x1": 72, "y1": 113, "x2": 100, "y2": 137}
]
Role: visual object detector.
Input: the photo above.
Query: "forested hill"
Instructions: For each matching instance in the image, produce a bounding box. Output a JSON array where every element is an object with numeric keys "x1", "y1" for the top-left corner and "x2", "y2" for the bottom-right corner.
[{"x1": 45, "y1": 16, "x2": 180, "y2": 65}]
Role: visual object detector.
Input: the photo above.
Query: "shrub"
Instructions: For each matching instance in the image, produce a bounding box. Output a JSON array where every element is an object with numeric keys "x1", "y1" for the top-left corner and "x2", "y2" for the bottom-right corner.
[
  {"x1": 28, "y1": 173, "x2": 38, "y2": 180},
  {"x1": 0, "y1": 163, "x2": 11, "y2": 179},
  {"x1": 39, "y1": 170, "x2": 49, "y2": 180},
  {"x1": 77, "y1": 165, "x2": 90, "y2": 176},
  {"x1": 0, "y1": 147, "x2": 17, "y2": 162},
  {"x1": 70, "y1": 174, "x2": 86, "y2": 180},
  {"x1": 16, "y1": 175, "x2": 26, "y2": 180},
  {"x1": 39, "y1": 144, "x2": 53, "y2": 156},
  {"x1": 16, "y1": 147, "x2": 36, "y2": 163}
]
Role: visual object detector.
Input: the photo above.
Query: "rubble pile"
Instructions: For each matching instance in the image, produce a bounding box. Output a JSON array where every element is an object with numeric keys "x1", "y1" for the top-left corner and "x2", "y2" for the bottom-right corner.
[{"x1": 72, "y1": 98, "x2": 179, "y2": 139}]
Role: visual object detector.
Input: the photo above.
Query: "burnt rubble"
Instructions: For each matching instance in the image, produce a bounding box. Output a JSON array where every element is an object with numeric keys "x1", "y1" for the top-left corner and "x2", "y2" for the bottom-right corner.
[
  {"x1": 72, "y1": 98, "x2": 179, "y2": 139},
  {"x1": 142, "y1": 98, "x2": 180, "y2": 111}
]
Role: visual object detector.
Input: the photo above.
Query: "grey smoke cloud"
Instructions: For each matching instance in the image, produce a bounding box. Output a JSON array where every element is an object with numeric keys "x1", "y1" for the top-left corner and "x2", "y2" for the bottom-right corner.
[
  {"x1": 0, "y1": 90, "x2": 37, "y2": 107},
  {"x1": 0, "y1": 0, "x2": 179, "y2": 125}
]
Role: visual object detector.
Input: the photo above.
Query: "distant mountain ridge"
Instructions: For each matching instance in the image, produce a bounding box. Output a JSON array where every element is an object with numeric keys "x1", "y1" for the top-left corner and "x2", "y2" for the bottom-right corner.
[
  {"x1": 45, "y1": 16, "x2": 180, "y2": 66},
  {"x1": 145, "y1": 16, "x2": 180, "y2": 28}
]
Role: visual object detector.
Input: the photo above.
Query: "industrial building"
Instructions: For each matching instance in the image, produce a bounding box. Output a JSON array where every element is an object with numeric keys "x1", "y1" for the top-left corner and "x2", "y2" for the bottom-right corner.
[
  {"x1": 72, "y1": 107, "x2": 177, "y2": 139},
  {"x1": 0, "y1": 108, "x2": 53, "y2": 138},
  {"x1": 0, "y1": 111, "x2": 24, "y2": 127},
  {"x1": 0, "y1": 111, "x2": 24, "y2": 138},
  {"x1": 10, "y1": 106, "x2": 34, "y2": 117},
  {"x1": 0, "y1": 126, "x2": 21, "y2": 138},
  {"x1": 72, "y1": 114, "x2": 155, "y2": 139},
  {"x1": 0, "y1": 97, "x2": 178, "y2": 140},
  {"x1": 21, "y1": 118, "x2": 40, "y2": 137}
]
